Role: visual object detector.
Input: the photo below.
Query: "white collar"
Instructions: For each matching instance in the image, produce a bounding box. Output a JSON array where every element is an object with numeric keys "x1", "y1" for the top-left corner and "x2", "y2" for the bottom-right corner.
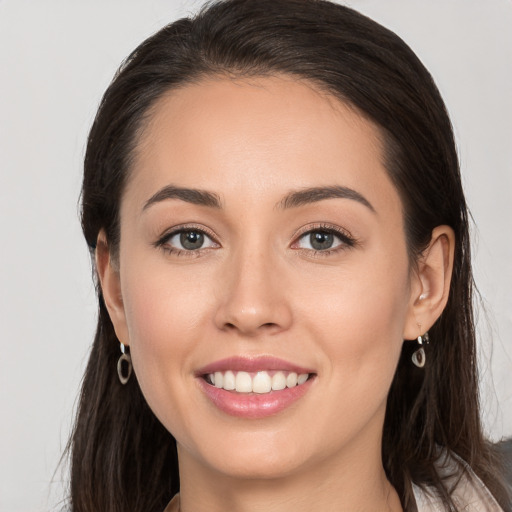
[{"x1": 412, "y1": 452, "x2": 503, "y2": 511}]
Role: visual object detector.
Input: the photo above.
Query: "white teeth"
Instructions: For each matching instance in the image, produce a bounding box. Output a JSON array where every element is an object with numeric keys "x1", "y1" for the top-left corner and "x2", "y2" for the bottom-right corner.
[
  {"x1": 252, "y1": 371, "x2": 272, "y2": 394},
  {"x1": 271, "y1": 371, "x2": 287, "y2": 391},
  {"x1": 214, "y1": 371, "x2": 223, "y2": 388},
  {"x1": 297, "y1": 373, "x2": 309, "y2": 385},
  {"x1": 208, "y1": 370, "x2": 311, "y2": 394},
  {"x1": 286, "y1": 372, "x2": 298, "y2": 388},
  {"x1": 223, "y1": 370, "x2": 236, "y2": 390},
  {"x1": 235, "y1": 371, "x2": 253, "y2": 393}
]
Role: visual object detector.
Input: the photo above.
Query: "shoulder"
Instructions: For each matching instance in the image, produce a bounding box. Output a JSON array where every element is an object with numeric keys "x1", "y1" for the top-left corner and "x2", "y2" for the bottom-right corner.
[{"x1": 412, "y1": 452, "x2": 504, "y2": 512}]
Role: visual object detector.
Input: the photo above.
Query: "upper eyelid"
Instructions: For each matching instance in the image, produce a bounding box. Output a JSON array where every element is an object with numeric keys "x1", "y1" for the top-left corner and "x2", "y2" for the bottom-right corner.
[
  {"x1": 158, "y1": 224, "x2": 218, "y2": 240},
  {"x1": 291, "y1": 223, "x2": 354, "y2": 240}
]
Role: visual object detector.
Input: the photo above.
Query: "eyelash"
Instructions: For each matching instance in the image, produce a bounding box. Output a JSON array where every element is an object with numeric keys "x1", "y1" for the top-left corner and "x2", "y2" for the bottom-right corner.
[
  {"x1": 154, "y1": 223, "x2": 357, "y2": 258},
  {"x1": 291, "y1": 223, "x2": 358, "y2": 257},
  {"x1": 154, "y1": 224, "x2": 219, "y2": 258}
]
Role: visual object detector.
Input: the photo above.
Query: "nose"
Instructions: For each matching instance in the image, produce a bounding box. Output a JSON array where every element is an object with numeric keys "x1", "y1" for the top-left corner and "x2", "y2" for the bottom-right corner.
[{"x1": 213, "y1": 246, "x2": 293, "y2": 337}]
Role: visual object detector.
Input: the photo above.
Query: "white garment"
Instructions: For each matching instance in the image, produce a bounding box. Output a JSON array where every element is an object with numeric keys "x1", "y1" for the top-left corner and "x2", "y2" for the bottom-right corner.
[{"x1": 412, "y1": 453, "x2": 504, "y2": 512}]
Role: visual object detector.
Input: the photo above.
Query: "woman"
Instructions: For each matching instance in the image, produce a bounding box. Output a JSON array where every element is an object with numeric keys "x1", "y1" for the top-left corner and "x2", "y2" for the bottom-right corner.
[{"x1": 68, "y1": 0, "x2": 511, "y2": 510}]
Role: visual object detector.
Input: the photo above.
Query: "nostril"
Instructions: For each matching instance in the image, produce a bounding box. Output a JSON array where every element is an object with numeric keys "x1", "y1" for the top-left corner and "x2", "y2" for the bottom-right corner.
[{"x1": 222, "y1": 321, "x2": 279, "y2": 333}]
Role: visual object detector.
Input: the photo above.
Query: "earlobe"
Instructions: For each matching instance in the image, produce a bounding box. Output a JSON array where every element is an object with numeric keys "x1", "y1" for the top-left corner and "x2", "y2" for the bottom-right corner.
[
  {"x1": 95, "y1": 230, "x2": 129, "y2": 346},
  {"x1": 403, "y1": 225, "x2": 455, "y2": 340}
]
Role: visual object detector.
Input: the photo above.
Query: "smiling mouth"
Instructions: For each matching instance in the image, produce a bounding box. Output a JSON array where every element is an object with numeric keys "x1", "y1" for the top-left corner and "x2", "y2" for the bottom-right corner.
[{"x1": 204, "y1": 370, "x2": 314, "y2": 394}]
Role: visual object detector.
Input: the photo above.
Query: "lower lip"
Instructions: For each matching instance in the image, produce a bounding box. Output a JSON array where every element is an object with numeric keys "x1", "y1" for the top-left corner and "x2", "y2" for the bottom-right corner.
[{"x1": 197, "y1": 377, "x2": 315, "y2": 419}]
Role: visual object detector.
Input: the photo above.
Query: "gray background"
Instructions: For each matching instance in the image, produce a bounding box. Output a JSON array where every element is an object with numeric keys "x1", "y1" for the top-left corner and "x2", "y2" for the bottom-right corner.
[{"x1": 1, "y1": 1, "x2": 511, "y2": 510}]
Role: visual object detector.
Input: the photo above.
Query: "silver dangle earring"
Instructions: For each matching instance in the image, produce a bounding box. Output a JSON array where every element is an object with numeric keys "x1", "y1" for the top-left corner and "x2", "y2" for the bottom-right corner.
[
  {"x1": 412, "y1": 332, "x2": 429, "y2": 368},
  {"x1": 117, "y1": 343, "x2": 132, "y2": 384}
]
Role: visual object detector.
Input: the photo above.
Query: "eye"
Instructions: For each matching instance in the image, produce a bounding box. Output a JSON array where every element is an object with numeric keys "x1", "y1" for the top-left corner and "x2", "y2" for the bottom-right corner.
[
  {"x1": 301, "y1": 231, "x2": 338, "y2": 251},
  {"x1": 157, "y1": 227, "x2": 218, "y2": 253},
  {"x1": 293, "y1": 226, "x2": 356, "y2": 253},
  {"x1": 297, "y1": 230, "x2": 342, "y2": 251}
]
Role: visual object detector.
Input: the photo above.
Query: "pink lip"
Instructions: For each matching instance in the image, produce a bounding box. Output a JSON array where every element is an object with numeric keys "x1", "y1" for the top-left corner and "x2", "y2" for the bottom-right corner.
[
  {"x1": 196, "y1": 356, "x2": 314, "y2": 376},
  {"x1": 197, "y1": 377, "x2": 315, "y2": 419},
  {"x1": 196, "y1": 356, "x2": 316, "y2": 419}
]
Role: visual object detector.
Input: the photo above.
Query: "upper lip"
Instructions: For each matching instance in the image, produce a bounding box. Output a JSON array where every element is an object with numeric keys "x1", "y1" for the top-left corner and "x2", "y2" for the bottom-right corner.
[{"x1": 196, "y1": 356, "x2": 315, "y2": 376}]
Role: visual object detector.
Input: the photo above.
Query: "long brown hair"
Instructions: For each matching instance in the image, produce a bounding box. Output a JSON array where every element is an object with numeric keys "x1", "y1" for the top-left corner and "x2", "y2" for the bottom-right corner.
[{"x1": 69, "y1": 1, "x2": 510, "y2": 510}]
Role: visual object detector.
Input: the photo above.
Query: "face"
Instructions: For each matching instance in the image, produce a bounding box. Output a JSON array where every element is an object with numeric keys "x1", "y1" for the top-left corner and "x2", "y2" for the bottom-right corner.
[{"x1": 109, "y1": 76, "x2": 420, "y2": 482}]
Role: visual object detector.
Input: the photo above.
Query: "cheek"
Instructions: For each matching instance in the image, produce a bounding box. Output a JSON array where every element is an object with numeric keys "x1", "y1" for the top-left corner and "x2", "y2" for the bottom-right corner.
[
  {"x1": 121, "y1": 249, "x2": 216, "y2": 345},
  {"x1": 298, "y1": 251, "x2": 410, "y2": 388},
  {"x1": 118, "y1": 260, "x2": 211, "y2": 412},
  {"x1": 290, "y1": 259, "x2": 410, "y2": 454}
]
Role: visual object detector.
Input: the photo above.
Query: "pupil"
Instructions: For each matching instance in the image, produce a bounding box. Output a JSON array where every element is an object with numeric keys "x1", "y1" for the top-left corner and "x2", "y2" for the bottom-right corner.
[
  {"x1": 310, "y1": 231, "x2": 333, "y2": 250},
  {"x1": 180, "y1": 231, "x2": 204, "y2": 250}
]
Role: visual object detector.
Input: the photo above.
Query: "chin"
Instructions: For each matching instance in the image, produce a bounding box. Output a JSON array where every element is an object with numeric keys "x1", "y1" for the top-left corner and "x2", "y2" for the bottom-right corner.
[
  {"x1": 182, "y1": 426, "x2": 314, "y2": 480},
  {"x1": 208, "y1": 453, "x2": 306, "y2": 481}
]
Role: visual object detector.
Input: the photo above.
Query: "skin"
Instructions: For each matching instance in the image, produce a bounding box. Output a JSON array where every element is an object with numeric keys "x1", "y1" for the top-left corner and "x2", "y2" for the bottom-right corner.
[{"x1": 97, "y1": 76, "x2": 454, "y2": 512}]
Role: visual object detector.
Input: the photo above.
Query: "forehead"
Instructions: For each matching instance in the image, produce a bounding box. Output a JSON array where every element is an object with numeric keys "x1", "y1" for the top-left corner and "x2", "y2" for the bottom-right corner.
[{"x1": 125, "y1": 75, "x2": 399, "y2": 217}]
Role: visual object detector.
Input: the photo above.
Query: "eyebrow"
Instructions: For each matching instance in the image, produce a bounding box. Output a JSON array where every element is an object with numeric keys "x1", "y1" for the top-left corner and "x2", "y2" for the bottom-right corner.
[
  {"x1": 278, "y1": 186, "x2": 376, "y2": 213},
  {"x1": 142, "y1": 184, "x2": 375, "y2": 214},
  {"x1": 142, "y1": 185, "x2": 222, "y2": 211}
]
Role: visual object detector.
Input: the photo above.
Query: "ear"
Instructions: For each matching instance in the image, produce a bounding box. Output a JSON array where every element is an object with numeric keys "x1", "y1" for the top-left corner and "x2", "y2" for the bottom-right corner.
[
  {"x1": 403, "y1": 225, "x2": 455, "y2": 340},
  {"x1": 95, "y1": 230, "x2": 129, "y2": 346}
]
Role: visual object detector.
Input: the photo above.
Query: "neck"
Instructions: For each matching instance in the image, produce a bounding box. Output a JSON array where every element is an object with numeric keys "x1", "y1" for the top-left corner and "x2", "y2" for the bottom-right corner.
[{"x1": 176, "y1": 438, "x2": 403, "y2": 512}]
